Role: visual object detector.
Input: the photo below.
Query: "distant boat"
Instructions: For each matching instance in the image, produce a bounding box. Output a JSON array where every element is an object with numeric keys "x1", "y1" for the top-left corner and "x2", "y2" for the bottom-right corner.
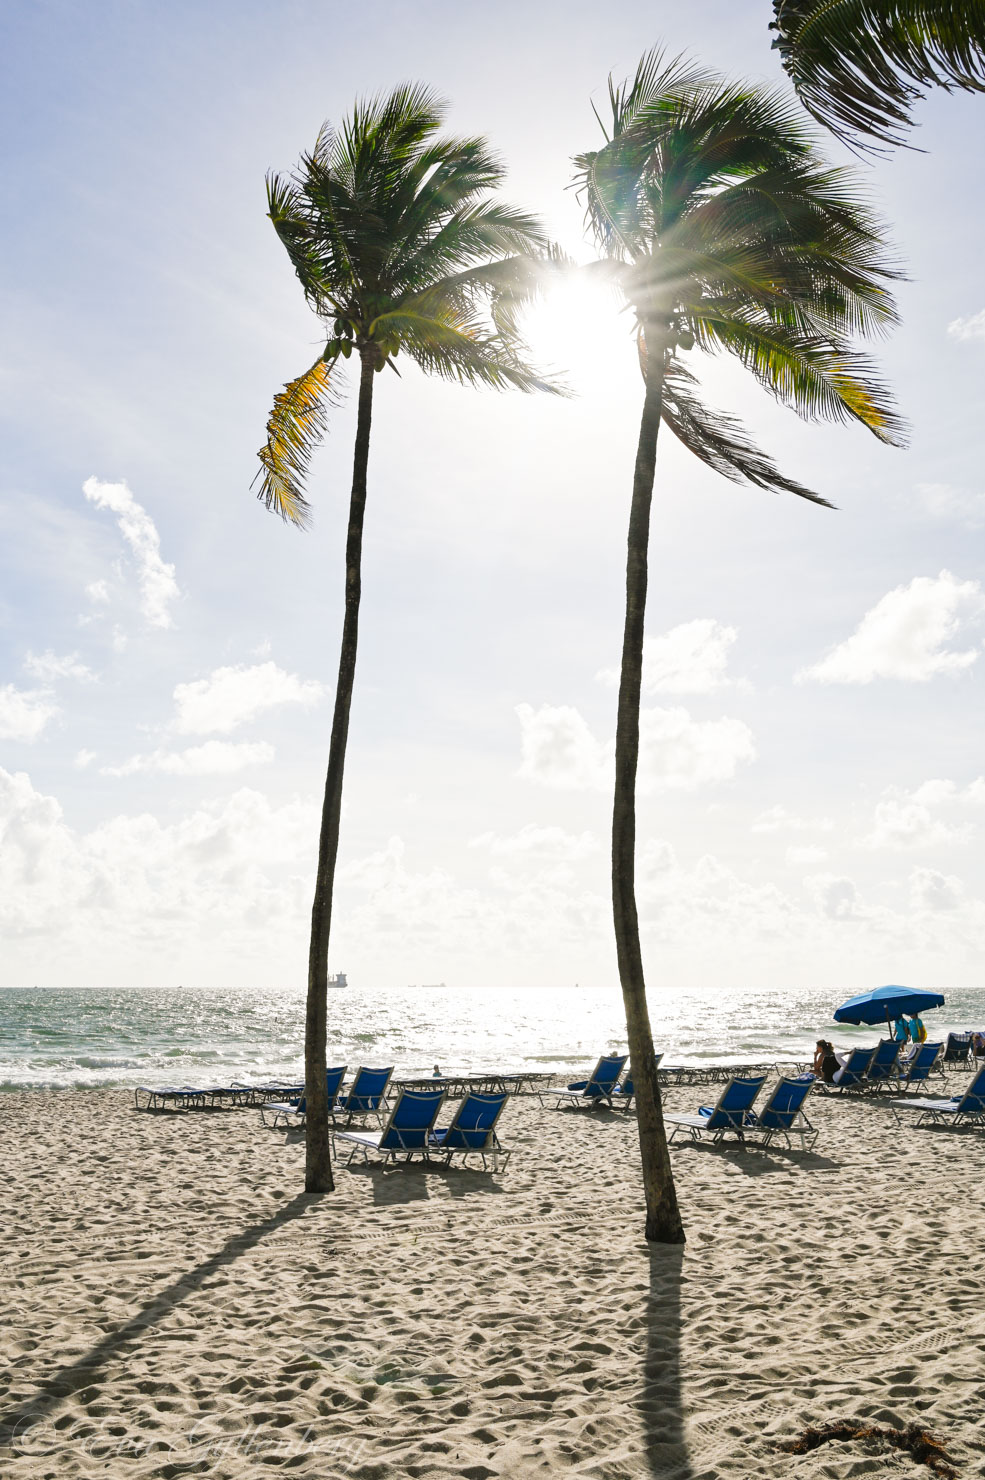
[{"x1": 328, "y1": 972, "x2": 347, "y2": 989}]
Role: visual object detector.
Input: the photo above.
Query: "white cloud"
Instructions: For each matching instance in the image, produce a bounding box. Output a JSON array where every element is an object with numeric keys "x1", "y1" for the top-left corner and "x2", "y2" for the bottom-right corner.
[
  {"x1": 917, "y1": 482, "x2": 985, "y2": 530},
  {"x1": 515, "y1": 702, "x2": 755, "y2": 794},
  {"x1": 785, "y1": 845, "x2": 829, "y2": 866},
  {"x1": 82, "y1": 476, "x2": 180, "y2": 628},
  {"x1": 0, "y1": 767, "x2": 318, "y2": 947},
  {"x1": 909, "y1": 867, "x2": 964, "y2": 914},
  {"x1": 752, "y1": 806, "x2": 834, "y2": 834},
  {"x1": 469, "y1": 824, "x2": 599, "y2": 860},
  {"x1": 515, "y1": 703, "x2": 610, "y2": 791},
  {"x1": 23, "y1": 650, "x2": 96, "y2": 683},
  {"x1": 85, "y1": 579, "x2": 110, "y2": 605},
  {"x1": 75, "y1": 750, "x2": 96, "y2": 769},
  {"x1": 947, "y1": 308, "x2": 985, "y2": 342},
  {"x1": 805, "y1": 873, "x2": 867, "y2": 922},
  {"x1": 596, "y1": 619, "x2": 747, "y2": 695},
  {"x1": 858, "y1": 777, "x2": 983, "y2": 850},
  {"x1": 101, "y1": 741, "x2": 275, "y2": 777},
  {"x1": 172, "y1": 662, "x2": 325, "y2": 735},
  {"x1": 797, "y1": 571, "x2": 985, "y2": 684},
  {"x1": 0, "y1": 685, "x2": 58, "y2": 742}
]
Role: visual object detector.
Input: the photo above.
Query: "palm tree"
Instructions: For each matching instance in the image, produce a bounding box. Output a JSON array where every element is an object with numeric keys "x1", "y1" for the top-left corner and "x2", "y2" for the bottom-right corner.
[
  {"x1": 574, "y1": 51, "x2": 905, "y2": 1243},
  {"x1": 769, "y1": 1, "x2": 985, "y2": 148},
  {"x1": 256, "y1": 84, "x2": 556, "y2": 1193}
]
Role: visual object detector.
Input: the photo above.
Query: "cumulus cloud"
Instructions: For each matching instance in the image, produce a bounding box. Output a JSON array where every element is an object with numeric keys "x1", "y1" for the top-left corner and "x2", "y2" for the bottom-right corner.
[
  {"x1": 173, "y1": 662, "x2": 325, "y2": 735},
  {"x1": 101, "y1": 741, "x2": 275, "y2": 777},
  {"x1": 785, "y1": 845, "x2": 829, "y2": 866},
  {"x1": 917, "y1": 482, "x2": 985, "y2": 530},
  {"x1": 83, "y1": 476, "x2": 179, "y2": 628},
  {"x1": 0, "y1": 767, "x2": 318, "y2": 948},
  {"x1": 596, "y1": 619, "x2": 747, "y2": 695},
  {"x1": 752, "y1": 806, "x2": 834, "y2": 834},
  {"x1": 909, "y1": 866, "x2": 964, "y2": 914},
  {"x1": 85, "y1": 580, "x2": 110, "y2": 605},
  {"x1": 858, "y1": 777, "x2": 983, "y2": 850},
  {"x1": 0, "y1": 685, "x2": 58, "y2": 742},
  {"x1": 23, "y1": 650, "x2": 96, "y2": 683},
  {"x1": 797, "y1": 571, "x2": 984, "y2": 684},
  {"x1": 469, "y1": 824, "x2": 599, "y2": 860},
  {"x1": 515, "y1": 702, "x2": 755, "y2": 794},
  {"x1": 947, "y1": 308, "x2": 985, "y2": 342}
]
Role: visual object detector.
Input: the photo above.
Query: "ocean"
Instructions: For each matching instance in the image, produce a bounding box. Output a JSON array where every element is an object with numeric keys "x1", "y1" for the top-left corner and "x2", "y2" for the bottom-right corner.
[{"x1": 2, "y1": 982, "x2": 984, "y2": 1091}]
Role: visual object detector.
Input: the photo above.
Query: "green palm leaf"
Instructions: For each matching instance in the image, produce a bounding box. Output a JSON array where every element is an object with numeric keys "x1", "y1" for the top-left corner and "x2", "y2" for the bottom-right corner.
[{"x1": 770, "y1": 1, "x2": 985, "y2": 147}]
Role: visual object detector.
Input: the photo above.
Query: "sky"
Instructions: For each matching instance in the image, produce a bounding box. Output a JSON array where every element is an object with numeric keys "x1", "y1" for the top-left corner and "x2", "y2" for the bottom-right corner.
[{"x1": 1, "y1": 0, "x2": 983, "y2": 994}]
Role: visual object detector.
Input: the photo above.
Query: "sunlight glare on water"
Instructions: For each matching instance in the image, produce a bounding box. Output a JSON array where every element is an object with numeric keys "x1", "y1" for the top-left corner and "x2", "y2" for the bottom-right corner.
[{"x1": 2, "y1": 982, "x2": 985, "y2": 1090}]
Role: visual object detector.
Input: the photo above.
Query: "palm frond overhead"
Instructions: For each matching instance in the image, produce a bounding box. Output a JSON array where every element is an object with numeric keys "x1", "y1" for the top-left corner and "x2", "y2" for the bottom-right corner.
[
  {"x1": 576, "y1": 60, "x2": 904, "y2": 468},
  {"x1": 254, "y1": 357, "x2": 339, "y2": 527},
  {"x1": 661, "y1": 359, "x2": 834, "y2": 506},
  {"x1": 258, "y1": 84, "x2": 559, "y2": 519},
  {"x1": 770, "y1": 1, "x2": 985, "y2": 148}
]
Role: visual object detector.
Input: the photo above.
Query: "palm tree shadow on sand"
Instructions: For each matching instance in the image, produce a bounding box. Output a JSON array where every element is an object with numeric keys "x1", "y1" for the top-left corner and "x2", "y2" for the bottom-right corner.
[
  {"x1": 0, "y1": 1192, "x2": 313, "y2": 1457},
  {"x1": 639, "y1": 1245, "x2": 694, "y2": 1480}
]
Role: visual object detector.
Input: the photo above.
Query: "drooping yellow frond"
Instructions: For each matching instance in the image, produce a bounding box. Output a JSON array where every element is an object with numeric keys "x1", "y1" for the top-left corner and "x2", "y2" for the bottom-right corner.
[{"x1": 253, "y1": 357, "x2": 338, "y2": 528}]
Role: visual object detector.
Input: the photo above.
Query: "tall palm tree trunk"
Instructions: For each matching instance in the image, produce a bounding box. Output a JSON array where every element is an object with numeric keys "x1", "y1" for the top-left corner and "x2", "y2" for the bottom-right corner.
[
  {"x1": 304, "y1": 348, "x2": 376, "y2": 1193},
  {"x1": 612, "y1": 328, "x2": 686, "y2": 1245}
]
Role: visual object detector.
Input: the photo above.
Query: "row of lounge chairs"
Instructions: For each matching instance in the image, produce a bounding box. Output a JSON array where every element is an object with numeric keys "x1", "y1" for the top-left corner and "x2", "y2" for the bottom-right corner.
[
  {"x1": 816, "y1": 1039, "x2": 942, "y2": 1094},
  {"x1": 662, "y1": 1062, "x2": 985, "y2": 1147},
  {"x1": 134, "y1": 1066, "x2": 556, "y2": 1113}
]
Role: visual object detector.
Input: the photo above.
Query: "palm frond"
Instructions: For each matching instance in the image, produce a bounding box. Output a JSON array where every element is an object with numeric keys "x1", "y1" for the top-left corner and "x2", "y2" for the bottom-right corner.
[
  {"x1": 770, "y1": 1, "x2": 985, "y2": 148},
  {"x1": 661, "y1": 359, "x2": 834, "y2": 505},
  {"x1": 254, "y1": 356, "x2": 340, "y2": 527},
  {"x1": 693, "y1": 309, "x2": 906, "y2": 444}
]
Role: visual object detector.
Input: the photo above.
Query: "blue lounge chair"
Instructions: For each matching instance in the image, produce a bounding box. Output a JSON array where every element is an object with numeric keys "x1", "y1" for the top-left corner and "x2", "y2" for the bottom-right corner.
[
  {"x1": 260, "y1": 1065, "x2": 347, "y2": 1129},
  {"x1": 862, "y1": 1039, "x2": 903, "y2": 1091},
  {"x1": 541, "y1": 1054, "x2": 628, "y2": 1110},
  {"x1": 815, "y1": 1046, "x2": 874, "y2": 1094},
  {"x1": 893, "y1": 1041, "x2": 943, "y2": 1092},
  {"x1": 745, "y1": 1077, "x2": 817, "y2": 1150},
  {"x1": 333, "y1": 1087, "x2": 446, "y2": 1166},
  {"x1": 134, "y1": 1085, "x2": 207, "y2": 1111},
  {"x1": 611, "y1": 1054, "x2": 664, "y2": 1111},
  {"x1": 331, "y1": 1066, "x2": 393, "y2": 1126},
  {"x1": 885, "y1": 1065, "x2": 985, "y2": 1128},
  {"x1": 664, "y1": 1075, "x2": 767, "y2": 1145},
  {"x1": 943, "y1": 1032, "x2": 973, "y2": 1070},
  {"x1": 429, "y1": 1091, "x2": 510, "y2": 1171}
]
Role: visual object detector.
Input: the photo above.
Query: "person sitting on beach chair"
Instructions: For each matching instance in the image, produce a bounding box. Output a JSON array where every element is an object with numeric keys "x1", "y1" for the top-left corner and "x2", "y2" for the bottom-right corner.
[{"x1": 812, "y1": 1040, "x2": 838, "y2": 1084}]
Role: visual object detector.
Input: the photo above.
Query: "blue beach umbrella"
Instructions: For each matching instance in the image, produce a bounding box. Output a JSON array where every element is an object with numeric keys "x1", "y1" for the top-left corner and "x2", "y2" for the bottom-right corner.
[{"x1": 833, "y1": 984, "x2": 945, "y2": 1029}]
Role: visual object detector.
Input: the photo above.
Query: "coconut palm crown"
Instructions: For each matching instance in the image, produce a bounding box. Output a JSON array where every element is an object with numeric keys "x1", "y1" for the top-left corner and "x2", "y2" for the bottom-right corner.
[
  {"x1": 573, "y1": 51, "x2": 904, "y2": 1243},
  {"x1": 770, "y1": 1, "x2": 985, "y2": 148},
  {"x1": 257, "y1": 82, "x2": 556, "y2": 528},
  {"x1": 576, "y1": 51, "x2": 907, "y2": 490},
  {"x1": 256, "y1": 84, "x2": 556, "y2": 1194}
]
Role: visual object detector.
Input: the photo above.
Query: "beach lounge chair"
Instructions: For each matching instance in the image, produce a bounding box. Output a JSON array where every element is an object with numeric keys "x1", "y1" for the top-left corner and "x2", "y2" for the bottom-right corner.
[
  {"x1": 943, "y1": 1033, "x2": 973, "y2": 1071},
  {"x1": 134, "y1": 1085, "x2": 207, "y2": 1111},
  {"x1": 664, "y1": 1075, "x2": 767, "y2": 1145},
  {"x1": 885, "y1": 1065, "x2": 985, "y2": 1128},
  {"x1": 611, "y1": 1054, "x2": 664, "y2": 1111},
  {"x1": 541, "y1": 1054, "x2": 628, "y2": 1110},
  {"x1": 745, "y1": 1077, "x2": 818, "y2": 1150},
  {"x1": 815, "y1": 1047, "x2": 874, "y2": 1094},
  {"x1": 428, "y1": 1091, "x2": 510, "y2": 1171},
  {"x1": 861, "y1": 1039, "x2": 903, "y2": 1092},
  {"x1": 331, "y1": 1066, "x2": 393, "y2": 1126},
  {"x1": 333, "y1": 1087, "x2": 445, "y2": 1167},
  {"x1": 260, "y1": 1065, "x2": 347, "y2": 1129},
  {"x1": 893, "y1": 1041, "x2": 943, "y2": 1092}
]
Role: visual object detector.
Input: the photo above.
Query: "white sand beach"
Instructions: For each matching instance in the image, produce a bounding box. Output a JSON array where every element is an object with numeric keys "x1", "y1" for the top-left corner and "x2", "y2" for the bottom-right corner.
[{"x1": 2, "y1": 1080, "x2": 983, "y2": 1479}]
